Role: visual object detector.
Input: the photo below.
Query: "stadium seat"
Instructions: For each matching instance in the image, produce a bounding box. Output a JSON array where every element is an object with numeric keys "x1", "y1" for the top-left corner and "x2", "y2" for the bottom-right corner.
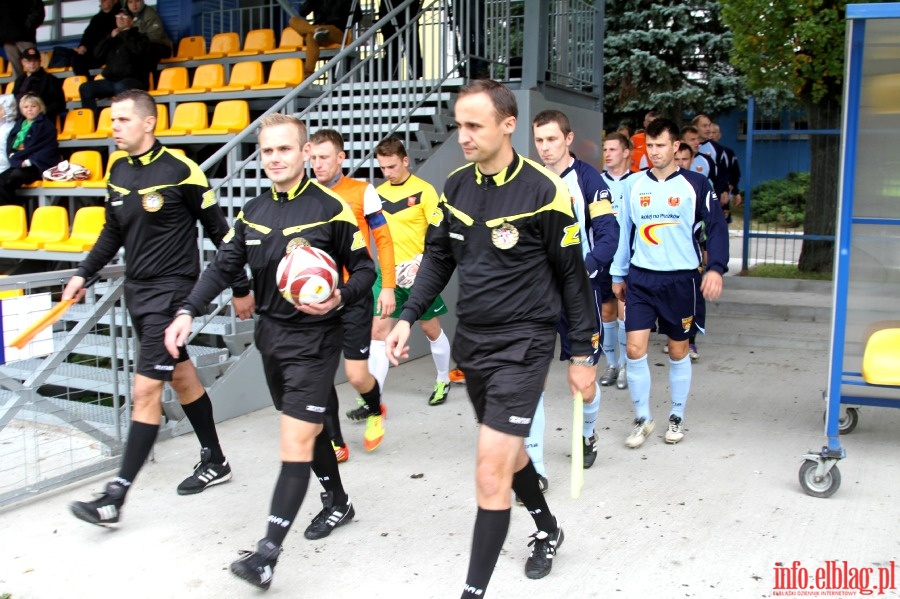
[
  {"x1": 161, "y1": 36, "x2": 206, "y2": 63},
  {"x1": 0, "y1": 57, "x2": 5, "y2": 76},
  {"x1": 2, "y1": 206, "x2": 69, "y2": 250},
  {"x1": 0, "y1": 205, "x2": 28, "y2": 243},
  {"x1": 58, "y1": 109, "x2": 95, "y2": 141},
  {"x1": 155, "y1": 103, "x2": 169, "y2": 133},
  {"x1": 43, "y1": 150, "x2": 104, "y2": 188},
  {"x1": 256, "y1": 58, "x2": 305, "y2": 89},
  {"x1": 5, "y1": 81, "x2": 14, "y2": 94},
  {"x1": 62, "y1": 76, "x2": 87, "y2": 102},
  {"x1": 173, "y1": 63, "x2": 224, "y2": 94},
  {"x1": 0, "y1": 275, "x2": 24, "y2": 300},
  {"x1": 80, "y1": 107, "x2": 112, "y2": 139},
  {"x1": 202, "y1": 32, "x2": 241, "y2": 59},
  {"x1": 265, "y1": 27, "x2": 305, "y2": 54},
  {"x1": 82, "y1": 150, "x2": 127, "y2": 189},
  {"x1": 193, "y1": 100, "x2": 249, "y2": 135},
  {"x1": 155, "y1": 102, "x2": 207, "y2": 136},
  {"x1": 210, "y1": 61, "x2": 263, "y2": 92},
  {"x1": 44, "y1": 206, "x2": 106, "y2": 252},
  {"x1": 149, "y1": 67, "x2": 189, "y2": 96},
  {"x1": 230, "y1": 28, "x2": 276, "y2": 56}
]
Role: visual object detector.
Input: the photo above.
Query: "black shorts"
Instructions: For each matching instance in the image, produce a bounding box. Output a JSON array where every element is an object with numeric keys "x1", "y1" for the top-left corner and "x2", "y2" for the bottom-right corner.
[
  {"x1": 451, "y1": 322, "x2": 556, "y2": 437},
  {"x1": 624, "y1": 266, "x2": 704, "y2": 341},
  {"x1": 125, "y1": 279, "x2": 191, "y2": 382},
  {"x1": 256, "y1": 316, "x2": 342, "y2": 423},
  {"x1": 597, "y1": 270, "x2": 616, "y2": 304},
  {"x1": 341, "y1": 291, "x2": 374, "y2": 360}
]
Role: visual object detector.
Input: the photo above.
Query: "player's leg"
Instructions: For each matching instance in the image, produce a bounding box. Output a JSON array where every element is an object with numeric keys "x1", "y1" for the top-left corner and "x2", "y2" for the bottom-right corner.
[
  {"x1": 657, "y1": 271, "x2": 700, "y2": 444},
  {"x1": 420, "y1": 300, "x2": 451, "y2": 406},
  {"x1": 368, "y1": 269, "x2": 400, "y2": 394},
  {"x1": 616, "y1": 298, "x2": 628, "y2": 389},
  {"x1": 522, "y1": 390, "x2": 547, "y2": 492},
  {"x1": 305, "y1": 413, "x2": 356, "y2": 540},
  {"x1": 621, "y1": 270, "x2": 659, "y2": 448},
  {"x1": 344, "y1": 359, "x2": 385, "y2": 451},
  {"x1": 598, "y1": 272, "x2": 620, "y2": 386}
]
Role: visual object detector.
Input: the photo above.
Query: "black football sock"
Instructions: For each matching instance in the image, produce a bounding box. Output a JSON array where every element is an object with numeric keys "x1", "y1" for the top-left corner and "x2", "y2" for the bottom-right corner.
[
  {"x1": 512, "y1": 460, "x2": 556, "y2": 533},
  {"x1": 460, "y1": 507, "x2": 510, "y2": 599},
  {"x1": 360, "y1": 379, "x2": 381, "y2": 413},
  {"x1": 324, "y1": 387, "x2": 345, "y2": 447},
  {"x1": 181, "y1": 392, "x2": 225, "y2": 463},
  {"x1": 264, "y1": 461, "x2": 311, "y2": 547},
  {"x1": 312, "y1": 427, "x2": 348, "y2": 506},
  {"x1": 115, "y1": 420, "x2": 159, "y2": 492}
]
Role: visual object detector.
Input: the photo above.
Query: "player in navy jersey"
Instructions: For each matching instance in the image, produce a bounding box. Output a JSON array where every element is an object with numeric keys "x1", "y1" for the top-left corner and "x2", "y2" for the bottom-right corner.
[{"x1": 611, "y1": 118, "x2": 728, "y2": 448}]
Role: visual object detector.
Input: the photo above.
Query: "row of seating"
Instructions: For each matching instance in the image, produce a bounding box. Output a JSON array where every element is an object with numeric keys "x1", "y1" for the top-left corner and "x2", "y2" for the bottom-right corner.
[{"x1": 0, "y1": 205, "x2": 105, "y2": 252}]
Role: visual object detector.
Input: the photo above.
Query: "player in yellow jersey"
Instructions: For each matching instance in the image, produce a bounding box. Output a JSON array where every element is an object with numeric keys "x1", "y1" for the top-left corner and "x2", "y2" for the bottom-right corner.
[{"x1": 372, "y1": 137, "x2": 452, "y2": 406}]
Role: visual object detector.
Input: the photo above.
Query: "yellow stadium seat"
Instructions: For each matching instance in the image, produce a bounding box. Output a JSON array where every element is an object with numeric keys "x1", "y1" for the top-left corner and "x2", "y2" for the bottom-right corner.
[
  {"x1": 80, "y1": 107, "x2": 112, "y2": 140},
  {"x1": 265, "y1": 27, "x2": 305, "y2": 54},
  {"x1": 44, "y1": 206, "x2": 106, "y2": 252},
  {"x1": 210, "y1": 61, "x2": 263, "y2": 92},
  {"x1": 2, "y1": 206, "x2": 69, "y2": 250},
  {"x1": 0, "y1": 205, "x2": 28, "y2": 243},
  {"x1": 155, "y1": 103, "x2": 169, "y2": 133},
  {"x1": 161, "y1": 36, "x2": 206, "y2": 63},
  {"x1": 62, "y1": 76, "x2": 87, "y2": 102},
  {"x1": 82, "y1": 150, "x2": 128, "y2": 189},
  {"x1": 149, "y1": 67, "x2": 189, "y2": 96},
  {"x1": 156, "y1": 102, "x2": 207, "y2": 136},
  {"x1": 256, "y1": 58, "x2": 305, "y2": 89},
  {"x1": 43, "y1": 150, "x2": 104, "y2": 188},
  {"x1": 58, "y1": 109, "x2": 95, "y2": 141},
  {"x1": 0, "y1": 274, "x2": 24, "y2": 299},
  {"x1": 230, "y1": 28, "x2": 276, "y2": 57},
  {"x1": 202, "y1": 32, "x2": 240, "y2": 59},
  {"x1": 862, "y1": 328, "x2": 900, "y2": 386},
  {"x1": 193, "y1": 100, "x2": 249, "y2": 135},
  {"x1": 5, "y1": 81, "x2": 14, "y2": 94},
  {"x1": 173, "y1": 63, "x2": 224, "y2": 94}
]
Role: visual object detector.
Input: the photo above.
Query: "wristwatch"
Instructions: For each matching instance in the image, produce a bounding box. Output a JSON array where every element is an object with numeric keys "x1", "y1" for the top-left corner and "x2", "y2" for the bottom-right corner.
[
  {"x1": 569, "y1": 356, "x2": 595, "y2": 367},
  {"x1": 175, "y1": 308, "x2": 194, "y2": 318}
]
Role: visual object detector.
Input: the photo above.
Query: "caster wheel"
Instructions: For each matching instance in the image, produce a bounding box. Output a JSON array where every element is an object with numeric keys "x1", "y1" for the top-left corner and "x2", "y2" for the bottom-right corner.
[
  {"x1": 823, "y1": 407, "x2": 859, "y2": 434},
  {"x1": 799, "y1": 459, "x2": 841, "y2": 498}
]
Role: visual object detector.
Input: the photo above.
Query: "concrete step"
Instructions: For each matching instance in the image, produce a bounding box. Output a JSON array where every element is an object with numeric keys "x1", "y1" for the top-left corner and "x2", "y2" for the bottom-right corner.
[{"x1": 53, "y1": 332, "x2": 230, "y2": 368}]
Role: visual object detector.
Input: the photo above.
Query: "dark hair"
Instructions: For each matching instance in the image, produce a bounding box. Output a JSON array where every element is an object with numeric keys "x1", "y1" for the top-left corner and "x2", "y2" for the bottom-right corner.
[
  {"x1": 680, "y1": 125, "x2": 699, "y2": 137},
  {"x1": 458, "y1": 79, "x2": 517, "y2": 121},
  {"x1": 374, "y1": 136, "x2": 408, "y2": 159},
  {"x1": 645, "y1": 118, "x2": 681, "y2": 143},
  {"x1": 675, "y1": 144, "x2": 693, "y2": 156},
  {"x1": 604, "y1": 131, "x2": 632, "y2": 151},
  {"x1": 111, "y1": 89, "x2": 156, "y2": 119},
  {"x1": 309, "y1": 128, "x2": 345, "y2": 153},
  {"x1": 532, "y1": 109, "x2": 572, "y2": 136}
]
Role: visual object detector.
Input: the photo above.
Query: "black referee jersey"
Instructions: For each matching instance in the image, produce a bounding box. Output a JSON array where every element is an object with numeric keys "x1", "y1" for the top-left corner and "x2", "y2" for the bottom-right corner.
[
  {"x1": 399, "y1": 153, "x2": 597, "y2": 357},
  {"x1": 180, "y1": 177, "x2": 375, "y2": 326}
]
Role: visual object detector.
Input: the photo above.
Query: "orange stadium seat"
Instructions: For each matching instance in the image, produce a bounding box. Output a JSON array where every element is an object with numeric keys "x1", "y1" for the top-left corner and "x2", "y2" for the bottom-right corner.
[
  {"x1": 193, "y1": 100, "x2": 249, "y2": 135},
  {"x1": 210, "y1": 61, "x2": 263, "y2": 92},
  {"x1": 155, "y1": 102, "x2": 207, "y2": 136},
  {"x1": 202, "y1": 32, "x2": 240, "y2": 59},
  {"x1": 149, "y1": 67, "x2": 189, "y2": 96},
  {"x1": 173, "y1": 63, "x2": 224, "y2": 94},
  {"x1": 62, "y1": 76, "x2": 87, "y2": 102},
  {"x1": 58, "y1": 109, "x2": 95, "y2": 141},
  {"x1": 5, "y1": 81, "x2": 14, "y2": 94},
  {"x1": 43, "y1": 150, "x2": 104, "y2": 189},
  {"x1": 2, "y1": 206, "x2": 69, "y2": 250},
  {"x1": 230, "y1": 28, "x2": 276, "y2": 56},
  {"x1": 0, "y1": 205, "x2": 28, "y2": 243},
  {"x1": 265, "y1": 27, "x2": 305, "y2": 54},
  {"x1": 80, "y1": 107, "x2": 112, "y2": 139},
  {"x1": 82, "y1": 150, "x2": 127, "y2": 189},
  {"x1": 161, "y1": 36, "x2": 206, "y2": 63},
  {"x1": 256, "y1": 58, "x2": 305, "y2": 89},
  {"x1": 44, "y1": 206, "x2": 106, "y2": 252}
]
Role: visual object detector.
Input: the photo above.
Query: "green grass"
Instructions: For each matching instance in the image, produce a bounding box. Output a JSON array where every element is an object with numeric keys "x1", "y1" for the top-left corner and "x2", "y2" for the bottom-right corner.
[{"x1": 744, "y1": 264, "x2": 832, "y2": 280}]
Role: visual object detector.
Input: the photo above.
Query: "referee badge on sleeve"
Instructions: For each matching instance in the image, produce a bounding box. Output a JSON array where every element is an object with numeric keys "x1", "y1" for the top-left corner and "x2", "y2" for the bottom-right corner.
[
  {"x1": 142, "y1": 191, "x2": 164, "y2": 212},
  {"x1": 491, "y1": 222, "x2": 519, "y2": 249}
]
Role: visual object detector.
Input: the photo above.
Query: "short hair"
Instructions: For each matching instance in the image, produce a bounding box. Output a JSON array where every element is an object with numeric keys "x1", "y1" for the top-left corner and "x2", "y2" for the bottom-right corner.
[
  {"x1": 604, "y1": 131, "x2": 632, "y2": 151},
  {"x1": 111, "y1": 89, "x2": 156, "y2": 119},
  {"x1": 644, "y1": 110, "x2": 660, "y2": 122},
  {"x1": 309, "y1": 129, "x2": 345, "y2": 153},
  {"x1": 675, "y1": 144, "x2": 693, "y2": 156},
  {"x1": 645, "y1": 118, "x2": 681, "y2": 143},
  {"x1": 19, "y1": 93, "x2": 45, "y2": 114},
  {"x1": 258, "y1": 113, "x2": 308, "y2": 146},
  {"x1": 532, "y1": 109, "x2": 572, "y2": 136},
  {"x1": 374, "y1": 136, "x2": 408, "y2": 159},
  {"x1": 458, "y1": 79, "x2": 517, "y2": 122},
  {"x1": 691, "y1": 113, "x2": 710, "y2": 127},
  {"x1": 680, "y1": 125, "x2": 699, "y2": 137}
]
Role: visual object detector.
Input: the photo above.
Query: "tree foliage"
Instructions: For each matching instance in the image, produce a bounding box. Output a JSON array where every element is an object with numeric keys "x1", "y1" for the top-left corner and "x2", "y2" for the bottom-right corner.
[{"x1": 603, "y1": 0, "x2": 744, "y2": 120}]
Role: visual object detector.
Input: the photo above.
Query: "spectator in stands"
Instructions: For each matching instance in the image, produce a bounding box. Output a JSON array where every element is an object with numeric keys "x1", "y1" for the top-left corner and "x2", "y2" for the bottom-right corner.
[
  {"x1": 289, "y1": 0, "x2": 359, "y2": 80},
  {"x1": 127, "y1": 0, "x2": 174, "y2": 69},
  {"x1": 0, "y1": 94, "x2": 59, "y2": 205},
  {"x1": 71, "y1": 0, "x2": 121, "y2": 79},
  {"x1": 11, "y1": 48, "x2": 66, "y2": 123},
  {"x1": 378, "y1": 0, "x2": 423, "y2": 79},
  {"x1": 79, "y1": 8, "x2": 151, "y2": 114},
  {"x1": 0, "y1": 94, "x2": 19, "y2": 174},
  {"x1": 0, "y1": 0, "x2": 45, "y2": 79}
]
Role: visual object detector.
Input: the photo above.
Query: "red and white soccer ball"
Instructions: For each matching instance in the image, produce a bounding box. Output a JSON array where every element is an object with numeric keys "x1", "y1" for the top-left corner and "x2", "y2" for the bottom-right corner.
[{"x1": 276, "y1": 246, "x2": 339, "y2": 305}]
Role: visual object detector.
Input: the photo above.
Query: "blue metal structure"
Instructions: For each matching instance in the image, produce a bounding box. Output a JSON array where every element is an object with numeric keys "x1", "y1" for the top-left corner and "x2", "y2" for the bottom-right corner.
[{"x1": 799, "y1": 2, "x2": 900, "y2": 498}]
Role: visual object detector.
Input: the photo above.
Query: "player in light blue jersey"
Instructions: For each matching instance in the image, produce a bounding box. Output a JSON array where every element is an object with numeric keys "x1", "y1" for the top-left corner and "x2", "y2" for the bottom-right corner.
[{"x1": 611, "y1": 118, "x2": 728, "y2": 448}]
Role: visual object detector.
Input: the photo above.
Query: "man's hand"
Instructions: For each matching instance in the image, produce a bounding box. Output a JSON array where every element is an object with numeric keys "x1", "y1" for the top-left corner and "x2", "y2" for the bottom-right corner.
[
  {"x1": 296, "y1": 288, "x2": 342, "y2": 316},
  {"x1": 720, "y1": 191, "x2": 730, "y2": 206},
  {"x1": 612, "y1": 281, "x2": 626, "y2": 303},
  {"x1": 385, "y1": 320, "x2": 411, "y2": 366},
  {"x1": 232, "y1": 293, "x2": 255, "y2": 320},
  {"x1": 61, "y1": 276, "x2": 87, "y2": 302},
  {"x1": 700, "y1": 270, "x2": 723, "y2": 301},
  {"x1": 376, "y1": 287, "x2": 396, "y2": 320},
  {"x1": 75, "y1": 45, "x2": 87, "y2": 55},
  {"x1": 567, "y1": 363, "x2": 598, "y2": 400},
  {"x1": 164, "y1": 314, "x2": 193, "y2": 358}
]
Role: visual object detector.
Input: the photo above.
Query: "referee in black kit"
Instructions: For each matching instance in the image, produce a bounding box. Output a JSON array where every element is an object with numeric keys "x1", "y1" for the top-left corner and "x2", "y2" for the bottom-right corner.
[
  {"x1": 165, "y1": 114, "x2": 375, "y2": 590},
  {"x1": 66, "y1": 89, "x2": 254, "y2": 527},
  {"x1": 385, "y1": 79, "x2": 598, "y2": 598}
]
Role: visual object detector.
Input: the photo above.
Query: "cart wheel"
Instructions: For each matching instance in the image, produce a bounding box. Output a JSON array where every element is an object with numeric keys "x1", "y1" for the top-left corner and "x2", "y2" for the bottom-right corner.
[
  {"x1": 798, "y1": 459, "x2": 841, "y2": 498},
  {"x1": 823, "y1": 407, "x2": 859, "y2": 434}
]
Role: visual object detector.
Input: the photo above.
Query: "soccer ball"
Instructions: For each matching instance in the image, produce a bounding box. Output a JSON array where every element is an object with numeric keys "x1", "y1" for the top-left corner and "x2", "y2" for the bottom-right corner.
[{"x1": 276, "y1": 246, "x2": 339, "y2": 305}]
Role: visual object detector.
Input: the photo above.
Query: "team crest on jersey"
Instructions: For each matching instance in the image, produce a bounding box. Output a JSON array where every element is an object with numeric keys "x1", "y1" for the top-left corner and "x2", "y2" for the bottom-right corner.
[
  {"x1": 407, "y1": 196, "x2": 418, "y2": 207},
  {"x1": 681, "y1": 316, "x2": 693, "y2": 333},
  {"x1": 668, "y1": 196, "x2": 681, "y2": 207},
  {"x1": 350, "y1": 230, "x2": 366, "y2": 251},
  {"x1": 201, "y1": 189, "x2": 218, "y2": 209},
  {"x1": 639, "y1": 194, "x2": 652, "y2": 208},
  {"x1": 491, "y1": 222, "x2": 519, "y2": 249},
  {"x1": 639, "y1": 222, "x2": 678, "y2": 246},
  {"x1": 142, "y1": 191, "x2": 164, "y2": 212},
  {"x1": 591, "y1": 332, "x2": 600, "y2": 350},
  {"x1": 560, "y1": 223, "x2": 580, "y2": 247},
  {"x1": 599, "y1": 189, "x2": 611, "y2": 202},
  {"x1": 285, "y1": 237, "x2": 310, "y2": 254}
]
